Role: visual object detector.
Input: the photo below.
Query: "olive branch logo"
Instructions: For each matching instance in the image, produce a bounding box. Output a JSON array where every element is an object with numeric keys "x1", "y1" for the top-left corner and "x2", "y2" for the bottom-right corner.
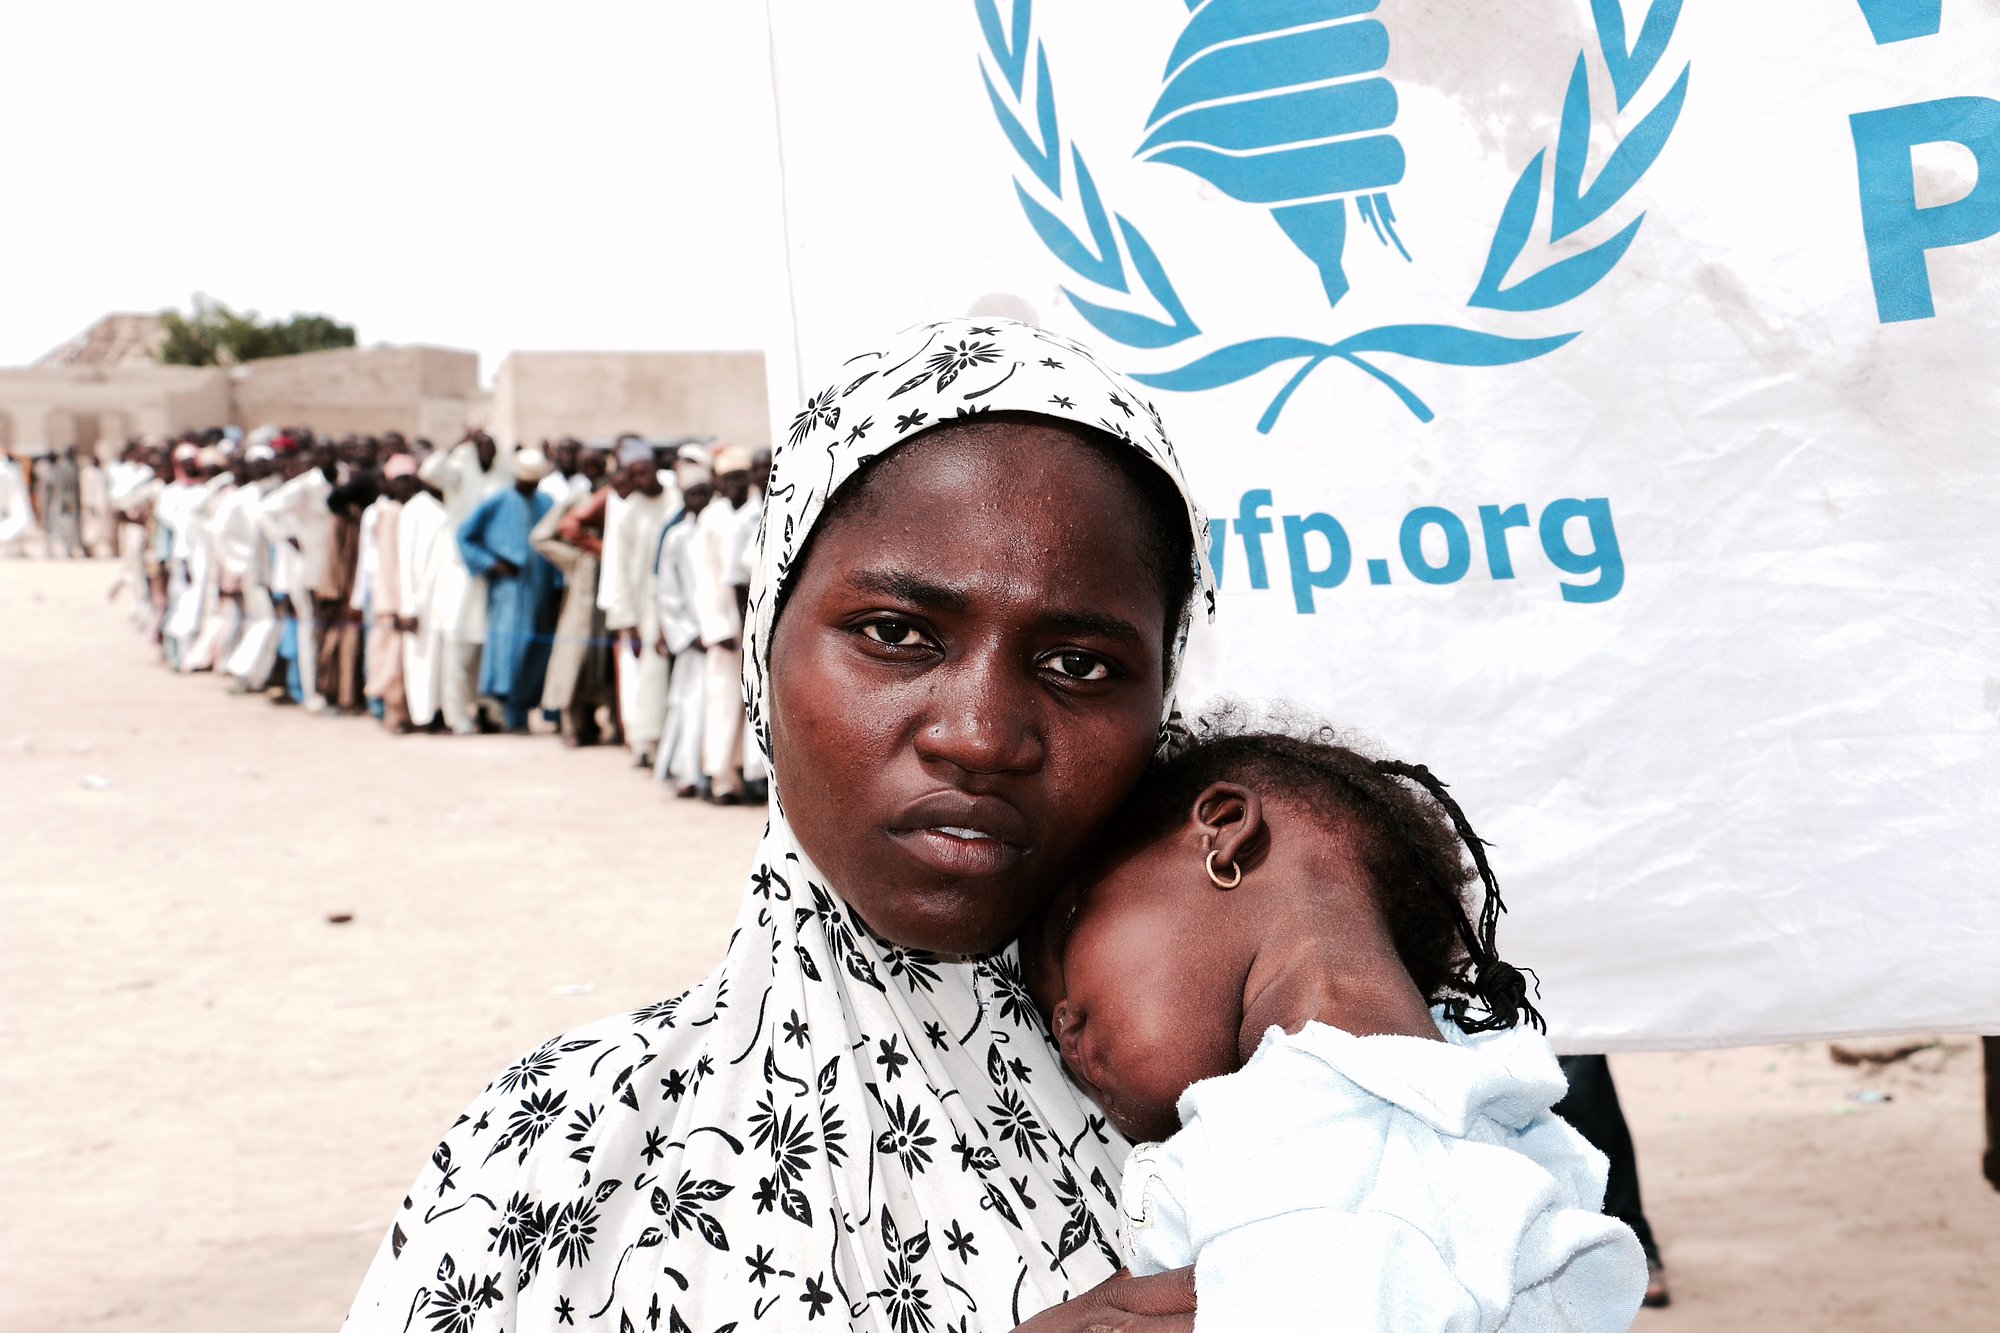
[{"x1": 976, "y1": 0, "x2": 1690, "y2": 432}]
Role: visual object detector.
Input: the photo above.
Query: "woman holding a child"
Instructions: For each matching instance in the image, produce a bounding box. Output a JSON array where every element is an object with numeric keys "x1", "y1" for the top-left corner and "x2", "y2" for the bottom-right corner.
[{"x1": 348, "y1": 320, "x2": 1645, "y2": 1333}]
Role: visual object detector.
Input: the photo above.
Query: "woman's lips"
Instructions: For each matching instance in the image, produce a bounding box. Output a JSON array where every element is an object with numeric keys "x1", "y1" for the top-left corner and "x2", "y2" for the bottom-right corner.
[
  {"x1": 887, "y1": 791, "x2": 1033, "y2": 879},
  {"x1": 889, "y1": 826, "x2": 1027, "y2": 878}
]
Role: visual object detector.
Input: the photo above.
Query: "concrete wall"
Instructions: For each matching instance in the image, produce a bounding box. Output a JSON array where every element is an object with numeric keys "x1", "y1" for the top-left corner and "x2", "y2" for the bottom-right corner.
[
  {"x1": 231, "y1": 344, "x2": 481, "y2": 439},
  {"x1": 488, "y1": 351, "x2": 769, "y2": 450},
  {"x1": 0, "y1": 362, "x2": 229, "y2": 454},
  {"x1": 0, "y1": 344, "x2": 482, "y2": 455},
  {"x1": 0, "y1": 341, "x2": 770, "y2": 458}
]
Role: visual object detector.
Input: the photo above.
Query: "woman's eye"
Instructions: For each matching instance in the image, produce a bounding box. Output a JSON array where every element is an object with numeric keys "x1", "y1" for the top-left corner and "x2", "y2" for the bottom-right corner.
[
  {"x1": 1045, "y1": 650, "x2": 1110, "y2": 682},
  {"x1": 860, "y1": 619, "x2": 926, "y2": 648}
]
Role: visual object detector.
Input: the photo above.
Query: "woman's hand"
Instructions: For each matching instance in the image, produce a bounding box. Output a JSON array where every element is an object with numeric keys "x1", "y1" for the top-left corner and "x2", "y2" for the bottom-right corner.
[{"x1": 1015, "y1": 1267, "x2": 1196, "y2": 1333}]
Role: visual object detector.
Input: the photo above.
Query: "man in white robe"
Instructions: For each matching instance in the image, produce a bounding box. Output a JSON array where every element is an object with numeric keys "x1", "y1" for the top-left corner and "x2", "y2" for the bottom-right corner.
[
  {"x1": 260, "y1": 444, "x2": 339, "y2": 707},
  {"x1": 0, "y1": 451, "x2": 35, "y2": 557},
  {"x1": 254, "y1": 447, "x2": 305, "y2": 696},
  {"x1": 177, "y1": 452, "x2": 241, "y2": 672},
  {"x1": 159, "y1": 448, "x2": 220, "y2": 664},
  {"x1": 152, "y1": 447, "x2": 208, "y2": 667},
  {"x1": 596, "y1": 438, "x2": 679, "y2": 767},
  {"x1": 692, "y1": 446, "x2": 753, "y2": 803},
  {"x1": 594, "y1": 438, "x2": 641, "y2": 723},
  {"x1": 35, "y1": 447, "x2": 84, "y2": 558},
  {"x1": 652, "y1": 458, "x2": 714, "y2": 795},
  {"x1": 352, "y1": 482, "x2": 385, "y2": 631},
  {"x1": 418, "y1": 430, "x2": 507, "y2": 734},
  {"x1": 353, "y1": 458, "x2": 410, "y2": 725},
  {"x1": 219, "y1": 447, "x2": 282, "y2": 690},
  {"x1": 397, "y1": 472, "x2": 451, "y2": 730},
  {"x1": 106, "y1": 446, "x2": 160, "y2": 620},
  {"x1": 79, "y1": 452, "x2": 112, "y2": 557}
]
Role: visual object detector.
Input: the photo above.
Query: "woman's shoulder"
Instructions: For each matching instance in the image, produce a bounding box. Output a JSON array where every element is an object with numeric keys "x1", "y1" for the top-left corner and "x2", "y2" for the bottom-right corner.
[
  {"x1": 405, "y1": 1000, "x2": 707, "y2": 1195},
  {"x1": 349, "y1": 995, "x2": 718, "y2": 1323},
  {"x1": 443, "y1": 994, "x2": 712, "y2": 1156}
]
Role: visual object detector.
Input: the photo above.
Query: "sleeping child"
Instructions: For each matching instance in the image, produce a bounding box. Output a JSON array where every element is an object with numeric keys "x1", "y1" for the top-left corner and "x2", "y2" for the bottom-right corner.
[{"x1": 1020, "y1": 724, "x2": 1648, "y2": 1332}]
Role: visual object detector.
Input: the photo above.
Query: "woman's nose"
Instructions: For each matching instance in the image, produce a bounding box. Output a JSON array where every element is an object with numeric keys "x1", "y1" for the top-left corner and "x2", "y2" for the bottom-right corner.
[{"x1": 912, "y1": 652, "x2": 1043, "y2": 777}]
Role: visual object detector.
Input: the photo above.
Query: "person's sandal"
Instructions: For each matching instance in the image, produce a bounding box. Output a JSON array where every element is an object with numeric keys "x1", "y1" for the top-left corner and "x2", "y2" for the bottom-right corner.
[{"x1": 1643, "y1": 1257, "x2": 1670, "y2": 1308}]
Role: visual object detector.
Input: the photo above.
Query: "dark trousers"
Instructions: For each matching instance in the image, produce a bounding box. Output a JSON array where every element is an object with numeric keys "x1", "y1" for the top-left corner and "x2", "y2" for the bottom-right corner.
[
  {"x1": 315, "y1": 596, "x2": 362, "y2": 711},
  {"x1": 1983, "y1": 1037, "x2": 1999, "y2": 1191},
  {"x1": 1554, "y1": 1055, "x2": 1661, "y2": 1264}
]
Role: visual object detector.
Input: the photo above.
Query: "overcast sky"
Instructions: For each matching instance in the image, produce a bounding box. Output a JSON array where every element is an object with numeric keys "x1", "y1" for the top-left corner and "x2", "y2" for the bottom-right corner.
[{"x1": 0, "y1": 2, "x2": 792, "y2": 382}]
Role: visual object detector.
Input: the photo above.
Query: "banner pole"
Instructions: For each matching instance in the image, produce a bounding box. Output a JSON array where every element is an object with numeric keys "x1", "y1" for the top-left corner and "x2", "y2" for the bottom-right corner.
[{"x1": 762, "y1": 0, "x2": 807, "y2": 407}]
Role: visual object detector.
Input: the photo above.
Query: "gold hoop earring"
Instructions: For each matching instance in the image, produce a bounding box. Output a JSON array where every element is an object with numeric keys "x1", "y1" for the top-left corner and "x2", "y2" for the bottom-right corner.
[{"x1": 1206, "y1": 849, "x2": 1241, "y2": 889}]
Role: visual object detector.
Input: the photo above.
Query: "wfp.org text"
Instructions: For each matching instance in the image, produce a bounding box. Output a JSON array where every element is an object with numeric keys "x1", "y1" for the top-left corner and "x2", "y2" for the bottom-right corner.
[{"x1": 1209, "y1": 490, "x2": 1624, "y2": 610}]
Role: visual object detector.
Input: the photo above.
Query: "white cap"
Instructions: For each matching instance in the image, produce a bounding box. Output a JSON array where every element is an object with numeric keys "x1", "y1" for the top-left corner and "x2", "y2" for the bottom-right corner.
[{"x1": 513, "y1": 449, "x2": 553, "y2": 483}]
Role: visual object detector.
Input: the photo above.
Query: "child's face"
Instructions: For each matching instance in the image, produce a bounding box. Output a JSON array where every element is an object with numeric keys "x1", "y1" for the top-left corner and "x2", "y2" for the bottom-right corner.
[{"x1": 1022, "y1": 829, "x2": 1247, "y2": 1143}]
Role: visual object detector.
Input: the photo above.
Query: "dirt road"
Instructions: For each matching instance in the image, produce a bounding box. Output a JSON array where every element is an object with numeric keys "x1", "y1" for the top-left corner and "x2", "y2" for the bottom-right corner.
[{"x1": 4, "y1": 558, "x2": 1996, "y2": 1331}]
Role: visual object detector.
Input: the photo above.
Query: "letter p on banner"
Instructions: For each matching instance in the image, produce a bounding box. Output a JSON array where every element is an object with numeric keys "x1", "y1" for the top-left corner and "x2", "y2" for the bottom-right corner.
[{"x1": 1851, "y1": 96, "x2": 2000, "y2": 323}]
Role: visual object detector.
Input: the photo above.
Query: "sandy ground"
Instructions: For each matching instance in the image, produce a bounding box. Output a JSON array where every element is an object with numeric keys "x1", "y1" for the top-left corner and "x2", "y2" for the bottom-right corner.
[{"x1": 4, "y1": 557, "x2": 1996, "y2": 1332}]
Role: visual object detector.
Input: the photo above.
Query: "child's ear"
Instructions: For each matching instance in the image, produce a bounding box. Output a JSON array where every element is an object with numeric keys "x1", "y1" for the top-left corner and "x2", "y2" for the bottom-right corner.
[{"x1": 1190, "y1": 781, "x2": 1267, "y2": 881}]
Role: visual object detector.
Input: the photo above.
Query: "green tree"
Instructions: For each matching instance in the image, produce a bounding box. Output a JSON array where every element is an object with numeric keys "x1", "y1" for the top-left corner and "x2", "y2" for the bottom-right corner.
[{"x1": 155, "y1": 294, "x2": 357, "y2": 366}]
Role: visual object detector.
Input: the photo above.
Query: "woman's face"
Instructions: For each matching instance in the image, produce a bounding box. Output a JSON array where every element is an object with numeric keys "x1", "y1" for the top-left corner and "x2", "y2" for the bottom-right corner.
[{"x1": 769, "y1": 421, "x2": 1174, "y2": 956}]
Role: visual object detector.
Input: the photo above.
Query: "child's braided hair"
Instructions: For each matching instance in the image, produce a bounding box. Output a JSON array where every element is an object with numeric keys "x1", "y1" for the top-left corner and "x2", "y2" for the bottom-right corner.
[{"x1": 1125, "y1": 711, "x2": 1544, "y2": 1034}]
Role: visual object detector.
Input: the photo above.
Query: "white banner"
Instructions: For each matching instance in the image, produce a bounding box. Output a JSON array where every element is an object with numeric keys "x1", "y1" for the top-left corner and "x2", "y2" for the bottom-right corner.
[{"x1": 764, "y1": 0, "x2": 2000, "y2": 1049}]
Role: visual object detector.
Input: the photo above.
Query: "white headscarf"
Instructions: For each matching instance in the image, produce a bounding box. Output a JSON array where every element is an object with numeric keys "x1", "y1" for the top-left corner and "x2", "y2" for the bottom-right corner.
[{"x1": 347, "y1": 319, "x2": 1215, "y2": 1333}]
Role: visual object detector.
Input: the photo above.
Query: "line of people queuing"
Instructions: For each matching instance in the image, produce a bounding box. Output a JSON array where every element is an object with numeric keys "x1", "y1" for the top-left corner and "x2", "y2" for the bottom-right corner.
[
  {"x1": 98, "y1": 426, "x2": 776, "y2": 805},
  {"x1": 0, "y1": 444, "x2": 117, "y2": 558}
]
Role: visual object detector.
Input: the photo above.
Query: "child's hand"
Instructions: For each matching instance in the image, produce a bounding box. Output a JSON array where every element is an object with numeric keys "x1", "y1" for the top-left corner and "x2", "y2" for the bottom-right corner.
[{"x1": 1013, "y1": 1267, "x2": 1196, "y2": 1332}]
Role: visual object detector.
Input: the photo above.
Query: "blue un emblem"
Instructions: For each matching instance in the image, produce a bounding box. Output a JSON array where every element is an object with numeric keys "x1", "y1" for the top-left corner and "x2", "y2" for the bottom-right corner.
[
  {"x1": 977, "y1": 0, "x2": 1692, "y2": 431},
  {"x1": 1139, "y1": 0, "x2": 1409, "y2": 310}
]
